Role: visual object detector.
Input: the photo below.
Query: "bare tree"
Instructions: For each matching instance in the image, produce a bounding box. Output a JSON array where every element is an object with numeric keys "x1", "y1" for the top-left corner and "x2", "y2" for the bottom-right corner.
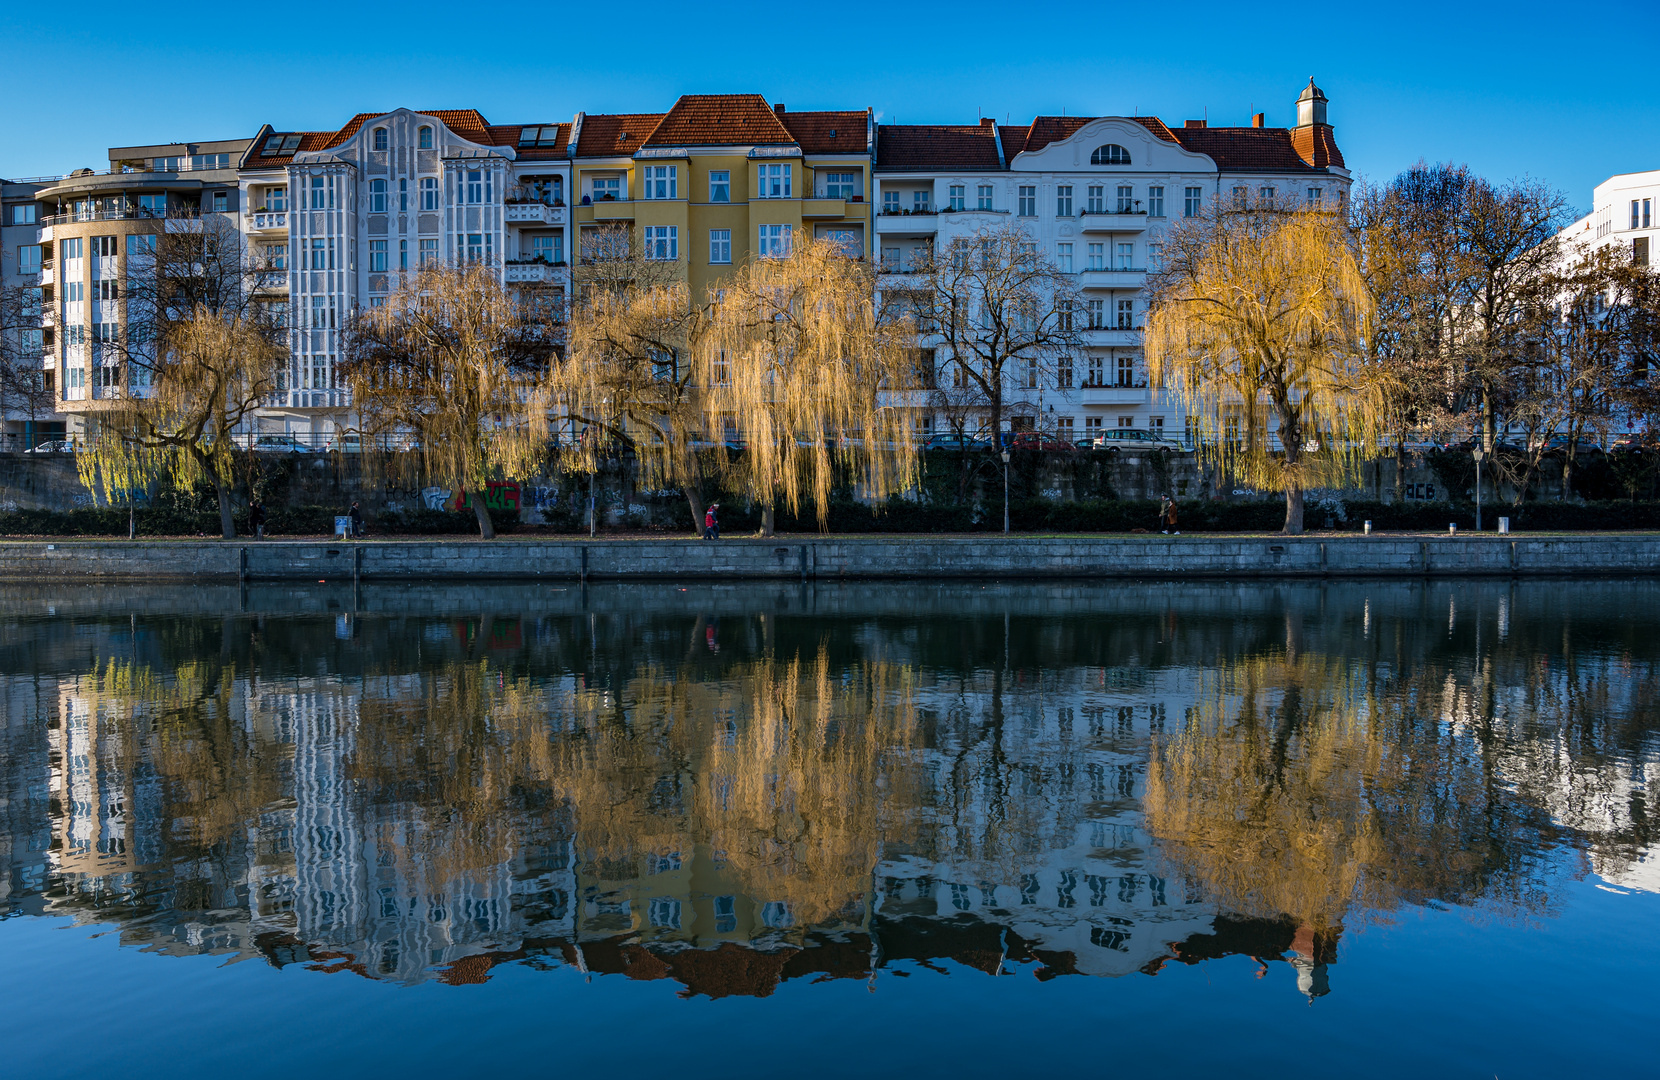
[
  {"x1": 0, "y1": 282, "x2": 56, "y2": 448},
  {"x1": 912, "y1": 224, "x2": 1083, "y2": 440}
]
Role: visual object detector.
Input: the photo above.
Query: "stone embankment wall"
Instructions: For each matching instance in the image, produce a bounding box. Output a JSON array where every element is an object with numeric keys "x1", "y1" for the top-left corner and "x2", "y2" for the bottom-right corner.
[{"x1": 2, "y1": 535, "x2": 1654, "y2": 582}]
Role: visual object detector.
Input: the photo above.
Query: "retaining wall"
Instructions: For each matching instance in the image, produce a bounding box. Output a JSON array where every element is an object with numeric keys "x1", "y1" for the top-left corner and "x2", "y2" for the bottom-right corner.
[{"x1": 1, "y1": 534, "x2": 1655, "y2": 582}]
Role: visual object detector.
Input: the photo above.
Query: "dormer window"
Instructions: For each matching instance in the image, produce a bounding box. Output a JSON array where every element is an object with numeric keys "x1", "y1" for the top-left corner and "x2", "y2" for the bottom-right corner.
[
  {"x1": 518, "y1": 126, "x2": 561, "y2": 149},
  {"x1": 373, "y1": 128, "x2": 388, "y2": 151},
  {"x1": 418, "y1": 126, "x2": 433, "y2": 149},
  {"x1": 1090, "y1": 144, "x2": 1131, "y2": 166}
]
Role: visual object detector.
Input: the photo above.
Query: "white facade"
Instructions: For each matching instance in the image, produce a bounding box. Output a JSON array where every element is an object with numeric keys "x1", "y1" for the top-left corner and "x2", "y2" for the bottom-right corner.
[{"x1": 1558, "y1": 169, "x2": 1660, "y2": 266}]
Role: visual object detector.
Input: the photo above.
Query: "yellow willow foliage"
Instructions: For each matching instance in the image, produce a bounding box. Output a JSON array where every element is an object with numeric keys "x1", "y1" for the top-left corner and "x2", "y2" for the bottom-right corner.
[
  {"x1": 698, "y1": 239, "x2": 922, "y2": 524},
  {"x1": 78, "y1": 305, "x2": 284, "y2": 505},
  {"x1": 343, "y1": 263, "x2": 553, "y2": 507},
  {"x1": 1144, "y1": 208, "x2": 1386, "y2": 495},
  {"x1": 1143, "y1": 653, "x2": 1545, "y2": 931},
  {"x1": 346, "y1": 662, "x2": 563, "y2": 893},
  {"x1": 553, "y1": 651, "x2": 923, "y2": 928}
]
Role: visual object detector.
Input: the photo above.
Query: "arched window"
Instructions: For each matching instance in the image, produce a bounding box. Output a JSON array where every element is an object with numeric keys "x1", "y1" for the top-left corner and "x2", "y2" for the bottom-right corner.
[
  {"x1": 373, "y1": 127, "x2": 388, "y2": 151},
  {"x1": 417, "y1": 126, "x2": 433, "y2": 149},
  {"x1": 1090, "y1": 144, "x2": 1131, "y2": 166}
]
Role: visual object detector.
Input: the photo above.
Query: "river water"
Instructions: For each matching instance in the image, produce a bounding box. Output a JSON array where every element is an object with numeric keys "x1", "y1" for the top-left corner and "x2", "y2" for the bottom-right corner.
[{"x1": 0, "y1": 580, "x2": 1654, "y2": 1077}]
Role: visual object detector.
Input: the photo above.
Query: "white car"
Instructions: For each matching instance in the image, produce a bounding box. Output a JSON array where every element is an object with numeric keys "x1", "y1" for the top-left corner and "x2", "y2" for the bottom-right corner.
[
  {"x1": 24, "y1": 439, "x2": 75, "y2": 453},
  {"x1": 1091, "y1": 428, "x2": 1184, "y2": 452}
]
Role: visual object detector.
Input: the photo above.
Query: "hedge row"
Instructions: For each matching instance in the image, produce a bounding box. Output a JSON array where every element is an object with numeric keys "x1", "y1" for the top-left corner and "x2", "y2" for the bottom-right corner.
[{"x1": 0, "y1": 505, "x2": 519, "y2": 537}]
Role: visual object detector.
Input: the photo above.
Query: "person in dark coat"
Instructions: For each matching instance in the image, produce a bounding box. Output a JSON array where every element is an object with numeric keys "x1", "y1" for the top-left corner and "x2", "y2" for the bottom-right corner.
[
  {"x1": 249, "y1": 500, "x2": 266, "y2": 540},
  {"x1": 1160, "y1": 494, "x2": 1179, "y2": 535},
  {"x1": 348, "y1": 501, "x2": 363, "y2": 538}
]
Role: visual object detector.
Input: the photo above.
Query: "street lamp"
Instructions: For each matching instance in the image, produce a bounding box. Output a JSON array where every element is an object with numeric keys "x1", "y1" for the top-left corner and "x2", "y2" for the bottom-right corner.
[
  {"x1": 1473, "y1": 447, "x2": 1484, "y2": 532},
  {"x1": 1001, "y1": 449, "x2": 1011, "y2": 533}
]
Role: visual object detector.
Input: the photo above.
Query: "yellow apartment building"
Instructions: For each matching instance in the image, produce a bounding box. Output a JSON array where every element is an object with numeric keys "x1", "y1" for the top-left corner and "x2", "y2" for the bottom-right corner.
[{"x1": 570, "y1": 94, "x2": 873, "y2": 300}]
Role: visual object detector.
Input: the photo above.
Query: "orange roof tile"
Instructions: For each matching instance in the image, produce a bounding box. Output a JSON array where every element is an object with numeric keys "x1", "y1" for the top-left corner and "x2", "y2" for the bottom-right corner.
[
  {"x1": 778, "y1": 109, "x2": 867, "y2": 154},
  {"x1": 875, "y1": 124, "x2": 1002, "y2": 171},
  {"x1": 574, "y1": 113, "x2": 666, "y2": 157},
  {"x1": 642, "y1": 94, "x2": 795, "y2": 147},
  {"x1": 1173, "y1": 126, "x2": 1341, "y2": 172}
]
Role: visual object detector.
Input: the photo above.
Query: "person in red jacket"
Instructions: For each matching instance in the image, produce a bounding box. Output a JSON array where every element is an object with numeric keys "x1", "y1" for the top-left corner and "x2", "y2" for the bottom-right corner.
[{"x1": 703, "y1": 503, "x2": 720, "y2": 540}]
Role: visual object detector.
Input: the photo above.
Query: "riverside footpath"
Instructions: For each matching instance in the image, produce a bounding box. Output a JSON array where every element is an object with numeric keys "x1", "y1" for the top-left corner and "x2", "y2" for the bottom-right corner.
[{"x1": 1, "y1": 534, "x2": 1657, "y2": 582}]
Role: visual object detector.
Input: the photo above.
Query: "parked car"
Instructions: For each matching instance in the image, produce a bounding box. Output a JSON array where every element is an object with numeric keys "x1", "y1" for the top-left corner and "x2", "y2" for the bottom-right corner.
[
  {"x1": 325, "y1": 432, "x2": 363, "y2": 454},
  {"x1": 251, "y1": 434, "x2": 315, "y2": 454},
  {"x1": 923, "y1": 433, "x2": 994, "y2": 452},
  {"x1": 23, "y1": 439, "x2": 75, "y2": 454},
  {"x1": 1612, "y1": 433, "x2": 1659, "y2": 451},
  {"x1": 1091, "y1": 428, "x2": 1184, "y2": 452},
  {"x1": 1009, "y1": 431, "x2": 1077, "y2": 452},
  {"x1": 1529, "y1": 433, "x2": 1604, "y2": 455}
]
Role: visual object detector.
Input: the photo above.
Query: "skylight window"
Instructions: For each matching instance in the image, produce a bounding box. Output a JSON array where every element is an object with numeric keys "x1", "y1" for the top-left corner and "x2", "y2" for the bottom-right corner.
[{"x1": 517, "y1": 126, "x2": 561, "y2": 148}]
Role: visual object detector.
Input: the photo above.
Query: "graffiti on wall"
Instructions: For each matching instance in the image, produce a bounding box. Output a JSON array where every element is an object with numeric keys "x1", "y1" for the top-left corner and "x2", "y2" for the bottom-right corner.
[{"x1": 434, "y1": 481, "x2": 521, "y2": 513}]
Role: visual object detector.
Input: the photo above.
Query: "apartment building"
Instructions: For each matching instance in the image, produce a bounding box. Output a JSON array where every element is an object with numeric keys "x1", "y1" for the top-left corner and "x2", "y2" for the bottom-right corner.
[
  {"x1": 1559, "y1": 169, "x2": 1660, "y2": 268},
  {"x1": 3, "y1": 178, "x2": 70, "y2": 448},
  {"x1": 874, "y1": 78, "x2": 1350, "y2": 444}
]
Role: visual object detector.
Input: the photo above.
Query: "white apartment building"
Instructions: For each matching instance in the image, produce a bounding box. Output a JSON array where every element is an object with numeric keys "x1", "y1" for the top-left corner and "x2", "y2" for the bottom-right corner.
[
  {"x1": 874, "y1": 79, "x2": 1350, "y2": 445},
  {"x1": 1558, "y1": 168, "x2": 1659, "y2": 268}
]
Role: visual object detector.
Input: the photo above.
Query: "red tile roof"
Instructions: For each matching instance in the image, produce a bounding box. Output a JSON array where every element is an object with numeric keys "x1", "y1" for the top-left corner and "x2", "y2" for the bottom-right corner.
[
  {"x1": 1017, "y1": 116, "x2": 1092, "y2": 154},
  {"x1": 998, "y1": 124, "x2": 1028, "y2": 163},
  {"x1": 1131, "y1": 116, "x2": 1179, "y2": 143},
  {"x1": 1171, "y1": 126, "x2": 1341, "y2": 172},
  {"x1": 875, "y1": 124, "x2": 1002, "y2": 172},
  {"x1": 1289, "y1": 124, "x2": 1345, "y2": 170},
  {"x1": 323, "y1": 109, "x2": 495, "y2": 149},
  {"x1": 778, "y1": 109, "x2": 868, "y2": 154},
  {"x1": 486, "y1": 122, "x2": 572, "y2": 159},
  {"x1": 642, "y1": 94, "x2": 795, "y2": 147},
  {"x1": 575, "y1": 113, "x2": 666, "y2": 157}
]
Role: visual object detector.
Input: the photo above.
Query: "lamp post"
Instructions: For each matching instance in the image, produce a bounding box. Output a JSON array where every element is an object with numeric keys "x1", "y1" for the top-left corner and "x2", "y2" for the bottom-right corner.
[
  {"x1": 1473, "y1": 447, "x2": 1484, "y2": 532},
  {"x1": 1000, "y1": 419, "x2": 1012, "y2": 534}
]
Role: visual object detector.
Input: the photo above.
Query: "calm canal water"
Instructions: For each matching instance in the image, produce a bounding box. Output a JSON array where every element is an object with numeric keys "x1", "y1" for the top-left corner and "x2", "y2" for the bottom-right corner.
[{"x1": 0, "y1": 579, "x2": 1654, "y2": 1077}]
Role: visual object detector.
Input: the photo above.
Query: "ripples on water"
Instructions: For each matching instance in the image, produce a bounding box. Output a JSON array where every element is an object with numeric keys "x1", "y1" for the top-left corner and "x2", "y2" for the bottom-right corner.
[{"x1": 0, "y1": 580, "x2": 1654, "y2": 1074}]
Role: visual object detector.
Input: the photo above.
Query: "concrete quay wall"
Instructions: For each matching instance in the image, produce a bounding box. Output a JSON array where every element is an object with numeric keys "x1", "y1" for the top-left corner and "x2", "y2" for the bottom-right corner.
[{"x1": 0, "y1": 535, "x2": 1656, "y2": 582}]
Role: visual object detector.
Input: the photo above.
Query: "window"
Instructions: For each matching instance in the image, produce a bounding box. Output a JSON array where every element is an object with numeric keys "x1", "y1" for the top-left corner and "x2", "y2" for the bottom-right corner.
[
  {"x1": 517, "y1": 125, "x2": 561, "y2": 148},
  {"x1": 1184, "y1": 186, "x2": 1203, "y2": 217},
  {"x1": 189, "y1": 153, "x2": 229, "y2": 171},
  {"x1": 1119, "y1": 414, "x2": 1135, "y2": 428},
  {"x1": 465, "y1": 233, "x2": 492, "y2": 262},
  {"x1": 530, "y1": 234, "x2": 561, "y2": 264},
  {"x1": 1117, "y1": 299, "x2": 1135, "y2": 329},
  {"x1": 709, "y1": 170, "x2": 730, "y2": 202},
  {"x1": 418, "y1": 126, "x2": 433, "y2": 149},
  {"x1": 1147, "y1": 243, "x2": 1164, "y2": 271},
  {"x1": 267, "y1": 186, "x2": 287, "y2": 211},
  {"x1": 977, "y1": 184, "x2": 994, "y2": 210},
  {"x1": 1117, "y1": 243, "x2": 1133, "y2": 269},
  {"x1": 12, "y1": 204, "x2": 36, "y2": 225},
  {"x1": 1086, "y1": 185, "x2": 1106, "y2": 213},
  {"x1": 1056, "y1": 243, "x2": 1073, "y2": 273},
  {"x1": 66, "y1": 321, "x2": 85, "y2": 342},
  {"x1": 1086, "y1": 414, "x2": 1103, "y2": 435},
  {"x1": 465, "y1": 171, "x2": 485, "y2": 204},
  {"x1": 1088, "y1": 298, "x2": 1104, "y2": 328},
  {"x1": 758, "y1": 224, "x2": 791, "y2": 258},
  {"x1": 395, "y1": 239, "x2": 406, "y2": 270},
  {"x1": 1056, "y1": 298, "x2": 1074, "y2": 331},
  {"x1": 1023, "y1": 358, "x2": 1039, "y2": 389},
  {"x1": 1641, "y1": 199, "x2": 1654, "y2": 229},
  {"x1": 822, "y1": 171, "x2": 858, "y2": 199},
  {"x1": 97, "y1": 279, "x2": 119, "y2": 300},
  {"x1": 1116, "y1": 355, "x2": 1134, "y2": 386},
  {"x1": 421, "y1": 177, "x2": 439, "y2": 210},
  {"x1": 1150, "y1": 416, "x2": 1164, "y2": 436},
  {"x1": 709, "y1": 229, "x2": 732, "y2": 264},
  {"x1": 310, "y1": 175, "x2": 329, "y2": 209},
  {"x1": 1056, "y1": 416, "x2": 1074, "y2": 438},
  {"x1": 373, "y1": 127, "x2": 388, "y2": 151},
  {"x1": 125, "y1": 234, "x2": 154, "y2": 257},
  {"x1": 948, "y1": 184, "x2": 965, "y2": 211},
  {"x1": 590, "y1": 176, "x2": 620, "y2": 202},
  {"x1": 757, "y1": 164, "x2": 792, "y2": 199},
  {"x1": 17, "y1": 245, "x2": 41, "y2": 274},
  {"x1": 1056, "y1": 185, "x2": 1074, "y2": 217},
  {"x1": 310, "y1": 295, "x2": 330, "y2": 328},
  {"x1": 912, "y1": 189, "x2": 929, "y2": 213},
  {"x1": 1260, "y1": 186, "x2": 1275, "y2": 202},
  {"x1": 883, "y1": 190, "x2": 900, "y2": 213},
  {"x1": 61, "y1": 237, "x2": 83, "y2": 260},
  {"x1": 1087, "y1": 243, "x2": 1105, "y2": 270},
  {"x1": 310, "y1": 238, "x2": 327, "y2": 270},
  {"x1": 92, "y1": 321, "x2": 118, "y2": 344},
  {"x1": 1057, "y1": 356, "x2": 1074, "y2": 389},
  {"x1": 1018, "y1": 185, "x2": 1037, "y2": 216},
  {"x1": 643, "y1": 226, "x2": 678, "y2": 260},
  {"x1": 643, "y1": 165, "x2": 677, "y2": 200},
  {"x1": 369, "y1": 240, "x2": 387, "y2": 272},
  {"x1": 1148, "y1": 186, "x2": 1164, "y2": 217},
  {"x1": 263, "y1": 243, "x2": 286, "y2": 270},
  {"x1": 152, "y1": 156, "x2": 181, "y2": 172},
  {"x1": 419, "y1": 238, "x2": 439, "y2": 266},
  {"x1": 93, "y1": 236, "x2": 118, "y2": 257},
  {"x1": 1090, "y1": 144, "x2": 1131, "y2": 165},
  {"x1": 1087, "y1": 357, "x2": 1104, "y2": 386},
  {"x1": 1306, "y1": 187, "x2": 1323, "y2": 207},
  {"x1": 1636, "y1": 237, "x2": 1651, "y2": 267},
  {"x1": 369, "y1": 179, "x2": 387, "y2": 213},
  {"x1": 1117, "y1": 185, "x2": 1134, "y2": 213}
]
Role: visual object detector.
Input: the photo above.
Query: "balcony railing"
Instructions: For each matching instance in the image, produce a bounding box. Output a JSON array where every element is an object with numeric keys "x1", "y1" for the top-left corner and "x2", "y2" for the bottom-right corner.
[
  {"x1": 43, "y1": 207, "x2": 202, "y2": 226},
  {"x1": 246, "y1": 211, "x2": 288, "y2": 231}
]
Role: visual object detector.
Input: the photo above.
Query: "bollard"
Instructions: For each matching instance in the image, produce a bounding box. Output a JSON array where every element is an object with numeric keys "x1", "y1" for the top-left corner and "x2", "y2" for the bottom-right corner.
[
  {"x1": 1449, "y1": 523, "x2": 1458, "y2": 535},
  {"x1": 1498, "y1": 517, "x2": 1510, "y2": 534},
  {"x1": 1363, "y1": 521, "x2": 1372, "y2": 535}
]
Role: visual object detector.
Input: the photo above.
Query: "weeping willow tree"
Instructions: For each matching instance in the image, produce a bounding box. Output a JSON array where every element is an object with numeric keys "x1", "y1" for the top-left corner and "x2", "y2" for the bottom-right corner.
[
  {"x1": 550, "y1": 225, "x2": 715, "y2": 530},
  {"x1": 79, "y1": 305, "x2": 286, "y2": 539},
  {"x1": 699, "y1": 236, "x2": 922, "y2": 535},
  {"x1": 341, "y1": 263, "x2": 558, "y2": 538},
  {"x1": 1145, "y1": 201, "x2": 1385, "y2": 533}
]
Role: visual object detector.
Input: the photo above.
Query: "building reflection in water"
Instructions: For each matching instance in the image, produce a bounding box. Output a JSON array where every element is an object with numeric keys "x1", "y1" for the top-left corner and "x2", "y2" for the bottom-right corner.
[{"x1": 0, "y1": 581, "x2": 1654, "y2": 1000}]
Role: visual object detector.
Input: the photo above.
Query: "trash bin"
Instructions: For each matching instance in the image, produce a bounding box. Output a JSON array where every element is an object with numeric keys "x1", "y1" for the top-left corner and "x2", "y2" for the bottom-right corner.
[{"x1": 1498, "y1": 517, "x2": 1510, "y2": 534}]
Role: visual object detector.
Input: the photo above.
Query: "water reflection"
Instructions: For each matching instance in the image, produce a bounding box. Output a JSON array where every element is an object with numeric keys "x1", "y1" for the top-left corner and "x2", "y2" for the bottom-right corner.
[{"x1": 0, "y1": 581, "x2": 1654, "y2": 1000}]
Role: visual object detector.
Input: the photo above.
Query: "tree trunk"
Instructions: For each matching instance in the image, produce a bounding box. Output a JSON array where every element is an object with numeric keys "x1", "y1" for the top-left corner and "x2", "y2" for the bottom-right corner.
[
  {"x1": 215, "y1": 478, "x2": 236, "y2": 539},
  {"x1": 1394, "y1": 442, "x2": 1408, "y2": 503},
  {"x1": 684, "y1": 488, "x2": 705, "y2": 538},
  {"x1": 1283, "y1": 485, "x2": 1305, "y2": 535},
  {"x1": 761, "y1": 504, "x2": 775, "y2": 538},
  {"x1": 1562, "y1": 445, "x2": 1576, "y2": 501},
  {"x1": 472, "y1": 493, "x2": 496, "y2": 539}
]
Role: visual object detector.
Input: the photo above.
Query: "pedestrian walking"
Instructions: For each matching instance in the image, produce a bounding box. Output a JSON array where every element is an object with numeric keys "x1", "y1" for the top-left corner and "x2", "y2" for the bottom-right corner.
[
  {"x1": 249, "y1": 500, "x2": 266, "y2": 540},
  {"x1": 348, "y1": 501, "x2": 363, "y2": 538},
  {"x1": 1160, "y1": 494, "x2": 1179, "y2": 535},
  {"x1": 703, "y1": 503, "x2": 720, "y2": 541}
]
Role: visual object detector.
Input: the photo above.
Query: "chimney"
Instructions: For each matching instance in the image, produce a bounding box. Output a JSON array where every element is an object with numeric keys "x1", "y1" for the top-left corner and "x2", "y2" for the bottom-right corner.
[
  {"x1": 774, "y1": 103, "x2": 786, "y2": 115},
  {"x1": 980, "y1": 118, "x2": 995, "y2": 129},
  {"x1": 1252, "y1": 112, "x2": 1265, "y2": 128},
  {"x1": 1184, "y1": 119, "x2": 1206, "y2": 129}
]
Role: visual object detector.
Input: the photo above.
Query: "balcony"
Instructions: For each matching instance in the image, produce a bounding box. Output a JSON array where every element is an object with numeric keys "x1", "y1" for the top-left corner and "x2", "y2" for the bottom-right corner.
[
  {"x1": 1083, "y1": 328, "x2": 1142, "y2": 346},
  {"x1": 42, "y1": 206, "x2": 201, "y2": 227},
  {"x1": 505, "y1": 201, "x2": 566, "y2": 226},
  {"x1": 1076, "y1": 385, "x2": 1151, "y2": 405},
  {"x1": 504, "y1": 261, "x2": 565, "y2": 284},
  {"x1": 1078, "y1": 267, "x2": 1146, "y2": 289},
  {"x1": 246, "y1": 211, "x2": 288, "y2": 234},
  {"x1": 876, "y1": 211, "x2": 938, "y2": 236},
  {"x1": 801, "y1": 197, "x2": 848, "y2": 218},
  {"x1": 1079, "y1": 210, "x2": 1150, "y2": 233}
]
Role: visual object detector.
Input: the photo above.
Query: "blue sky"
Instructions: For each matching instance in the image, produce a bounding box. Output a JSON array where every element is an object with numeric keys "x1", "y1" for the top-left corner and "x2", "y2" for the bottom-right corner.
[{"x1": 2, "y1": 0, "x2": 1652, "y2": 210}]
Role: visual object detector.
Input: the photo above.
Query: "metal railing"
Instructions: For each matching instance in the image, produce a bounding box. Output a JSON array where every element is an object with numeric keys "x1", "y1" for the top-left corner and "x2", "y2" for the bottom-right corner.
[{"x1": 43, "y1": 207, "x2": 203, "y2": 226}]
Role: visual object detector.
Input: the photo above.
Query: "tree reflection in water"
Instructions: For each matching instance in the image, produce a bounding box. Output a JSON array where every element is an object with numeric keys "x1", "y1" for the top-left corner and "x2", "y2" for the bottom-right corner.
[{"x1": 0, "y1": 581, "x2": 1653, "y2": 1000}]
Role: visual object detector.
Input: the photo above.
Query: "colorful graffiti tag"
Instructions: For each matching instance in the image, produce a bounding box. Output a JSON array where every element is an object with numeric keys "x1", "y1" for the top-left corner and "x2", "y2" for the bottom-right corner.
[{"x1": 444, "y1": 481, "x2": 521, "y2": 513}]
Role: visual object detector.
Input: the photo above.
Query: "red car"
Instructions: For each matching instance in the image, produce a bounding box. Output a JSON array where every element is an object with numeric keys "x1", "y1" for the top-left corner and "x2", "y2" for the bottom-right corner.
[{"x1": 1009, "y1": 432, "x2": 1076, "y2": 452}]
